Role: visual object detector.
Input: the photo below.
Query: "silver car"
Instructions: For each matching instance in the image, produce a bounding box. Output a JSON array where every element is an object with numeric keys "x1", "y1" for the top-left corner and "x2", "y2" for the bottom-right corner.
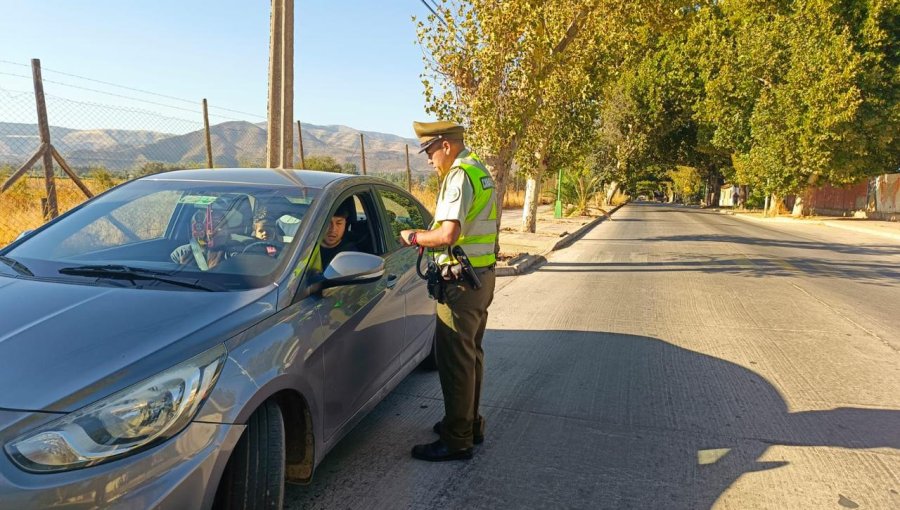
[{"x1": 0, "y1": 169, "x2": 437, "y2": 508}]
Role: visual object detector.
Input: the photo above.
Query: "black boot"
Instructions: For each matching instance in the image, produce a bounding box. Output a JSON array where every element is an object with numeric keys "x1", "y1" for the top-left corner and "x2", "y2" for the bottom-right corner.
[
  {"x1": 411, "y1": 439, "x2": 473, "y2": 462},
  {"x1": 433, "y1": 420, "x2": 484, "y2": 445}
]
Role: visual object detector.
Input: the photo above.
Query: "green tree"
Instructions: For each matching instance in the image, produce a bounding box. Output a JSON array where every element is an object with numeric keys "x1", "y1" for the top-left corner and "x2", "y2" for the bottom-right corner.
[
  {"x1": 303, "y1": 155, "x2": 344, "y2": 173},
  {"x1": 87, "y1": 166, "x2": 117, "y2": 190}
]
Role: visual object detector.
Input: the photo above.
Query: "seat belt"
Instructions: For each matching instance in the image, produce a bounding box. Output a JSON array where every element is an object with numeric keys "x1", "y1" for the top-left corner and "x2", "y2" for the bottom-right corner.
[{"x1": 190, "y1": 238, "x2": 209, "y2": 271}]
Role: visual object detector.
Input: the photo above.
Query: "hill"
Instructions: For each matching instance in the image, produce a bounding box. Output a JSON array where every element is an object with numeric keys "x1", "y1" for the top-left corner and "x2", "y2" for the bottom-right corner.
[{"x1": 0, "y1": 121, "x2": 430, "y2": 174}]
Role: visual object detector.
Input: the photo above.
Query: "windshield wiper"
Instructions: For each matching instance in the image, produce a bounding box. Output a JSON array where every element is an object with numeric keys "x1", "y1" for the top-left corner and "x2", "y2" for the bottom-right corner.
[
  {"x1": 58, "y1": 264, "x2": 224, "y2": 291},
  {"x1": 0, "y1": 256, "x2": 34, "y2": 276}
]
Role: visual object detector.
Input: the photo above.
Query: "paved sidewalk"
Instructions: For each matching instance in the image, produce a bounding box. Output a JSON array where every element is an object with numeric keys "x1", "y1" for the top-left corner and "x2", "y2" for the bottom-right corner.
[
  {"x1": 495, "y1": 203, "x2": 622, "y2": 276},
  {"x1": 716, "y1": 208, "x2": 900, "y2": 241}
]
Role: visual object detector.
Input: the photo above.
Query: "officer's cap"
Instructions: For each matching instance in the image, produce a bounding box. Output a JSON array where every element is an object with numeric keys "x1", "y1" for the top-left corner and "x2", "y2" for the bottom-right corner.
[{"x1": 413, "y1": 120, "x2": 465, "y2": 153}]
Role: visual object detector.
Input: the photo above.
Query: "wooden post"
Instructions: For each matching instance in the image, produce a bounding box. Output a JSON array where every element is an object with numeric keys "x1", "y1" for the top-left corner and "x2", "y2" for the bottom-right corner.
[
  {"x1": 202, "y1": 98, "x2": 214, "y2": 168},
  {"x1": 32, "y1": 59, "x2": 58, "y2": 219},
  {"x1": 266, "y1": 0, "x2": 294, "y2": 169},
  {"x1": 405, "y1": 144, "x2": 411, "y2": 192},
  {"x1": 280, "y1": 0, "x2": 294, "y2": 169},
  {"x1": 296, "y1": 120, "x2": 306, "y2": 168},
  {"x1": 1, "y1": 145, "x2": 46, "y2": 193},
  {"x1": 359, "y1": 133, "x2": 367, "y2": 175},
  {"x1": 51, "y1": 147, "x2": 92, "y2": 198}
]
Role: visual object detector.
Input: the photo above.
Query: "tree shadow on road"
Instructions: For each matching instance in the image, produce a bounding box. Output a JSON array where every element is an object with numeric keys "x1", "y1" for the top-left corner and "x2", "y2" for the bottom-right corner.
[
  {"x1": 285, "y1": 330, "x2": 900, "y2": 509},
  {"x1": 644, "y1": 234, "x2": 900, "y2": 256},
  {"x1": 538, "y1": 258, "x2": 900, "y2": 285}
]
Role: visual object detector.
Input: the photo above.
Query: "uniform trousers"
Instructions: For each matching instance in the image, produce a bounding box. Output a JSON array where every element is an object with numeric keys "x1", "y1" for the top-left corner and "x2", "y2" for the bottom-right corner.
[{"x1": 435, "y1": 268, "x2": 496, "y2": 450}]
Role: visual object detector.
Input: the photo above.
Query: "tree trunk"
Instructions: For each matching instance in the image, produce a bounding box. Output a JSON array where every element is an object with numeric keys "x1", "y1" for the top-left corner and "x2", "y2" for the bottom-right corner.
[
  {"x1": 484, "y1": 143, "x2": 516, "y2": 255},
  {"x1": 605, "y1": 181, "x2": 620, "y2": 205},
  {"x1": 521, "y1": 177, "x2": 541, "y2": 233},
  {"x1": 791, "y1": 194, "x2": 808, "y2": 217}
]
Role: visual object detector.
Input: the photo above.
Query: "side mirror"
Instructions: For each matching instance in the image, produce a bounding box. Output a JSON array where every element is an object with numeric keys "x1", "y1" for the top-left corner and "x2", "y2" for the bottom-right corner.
[{"x1": 321, "y1": 251, "x2": 384, "y2": 288}]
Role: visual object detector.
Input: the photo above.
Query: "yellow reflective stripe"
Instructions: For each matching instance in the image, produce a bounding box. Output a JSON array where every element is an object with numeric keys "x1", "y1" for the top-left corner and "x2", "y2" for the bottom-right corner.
[
  {"x1": 459, "y1": 234, "x2": 496, "y2": 245},
  {"x1": 469, "y1": 253, "x2": 496, "y2": 267}
]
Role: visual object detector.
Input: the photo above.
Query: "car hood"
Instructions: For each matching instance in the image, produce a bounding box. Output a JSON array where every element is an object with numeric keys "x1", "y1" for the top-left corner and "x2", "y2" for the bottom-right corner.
[{"x1": 0, "y1": 277, "x2": 278, "y2": 413}]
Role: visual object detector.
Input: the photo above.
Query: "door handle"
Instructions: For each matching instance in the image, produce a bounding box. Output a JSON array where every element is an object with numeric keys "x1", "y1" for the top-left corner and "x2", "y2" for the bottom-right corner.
[{"x1": 386, "y1": 274, "x2": 399, "y2": 289}]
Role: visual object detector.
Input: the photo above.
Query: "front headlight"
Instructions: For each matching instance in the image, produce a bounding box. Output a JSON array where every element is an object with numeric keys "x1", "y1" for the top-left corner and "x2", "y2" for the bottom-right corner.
[{"x1": 5, "y1": 344, "x2": 226, "y2": 473}]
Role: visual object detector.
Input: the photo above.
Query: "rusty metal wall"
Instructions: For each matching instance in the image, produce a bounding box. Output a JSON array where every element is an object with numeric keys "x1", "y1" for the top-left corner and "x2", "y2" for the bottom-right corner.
[
  {"x1": 805, "y1": 180, "x2": 869, "y2": 212},
  {"x1": 875, "y1": 174, "x2": 900, "y2": 214}
]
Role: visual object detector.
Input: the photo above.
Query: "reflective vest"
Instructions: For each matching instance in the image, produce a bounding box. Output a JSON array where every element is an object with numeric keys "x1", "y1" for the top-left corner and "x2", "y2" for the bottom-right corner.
[{"x1": 433, "y1": 151, "x2": 498, "y2": 268}]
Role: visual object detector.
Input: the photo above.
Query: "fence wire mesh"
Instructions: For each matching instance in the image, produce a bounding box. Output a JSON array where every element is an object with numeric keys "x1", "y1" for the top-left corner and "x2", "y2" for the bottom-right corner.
[
  {"x1": 0, "y1": 60, "x2": 266, "y2": 246},
  {"x1": 0, "y1": 61, "x2": 444, "y2": 248}
]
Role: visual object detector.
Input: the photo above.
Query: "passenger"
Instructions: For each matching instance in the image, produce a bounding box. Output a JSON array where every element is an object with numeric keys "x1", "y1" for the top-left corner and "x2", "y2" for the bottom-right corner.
[
  {"x1": 252, "y1": 209, "x2": 283, "y2": 243},
  {"x1": 319, "y1": 199, "x2": 359, "y2": 268},
  {"x1": 171, "y1": 203, "x2": 243, "y2": 270}
]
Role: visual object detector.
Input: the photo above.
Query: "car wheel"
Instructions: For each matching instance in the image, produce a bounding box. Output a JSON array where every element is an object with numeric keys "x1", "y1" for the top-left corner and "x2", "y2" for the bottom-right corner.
[
  {"x1": 420, "y1": 332, "x2": 438, "y2": 371},
  {"x1": 214, "y1": 400, "x2": 285, "y2": 510}
]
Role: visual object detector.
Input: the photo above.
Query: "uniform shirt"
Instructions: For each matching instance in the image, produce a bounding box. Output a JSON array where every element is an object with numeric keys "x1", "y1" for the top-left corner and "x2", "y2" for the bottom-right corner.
[{"x1": 433, "y1": 148, "x2": 475, "y2": 231}]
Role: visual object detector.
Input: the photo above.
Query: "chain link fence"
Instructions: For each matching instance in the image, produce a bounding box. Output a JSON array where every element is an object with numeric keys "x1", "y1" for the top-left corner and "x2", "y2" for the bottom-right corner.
[{"x1": 0, "y1": 60, "x2": 267, "y2": 246}]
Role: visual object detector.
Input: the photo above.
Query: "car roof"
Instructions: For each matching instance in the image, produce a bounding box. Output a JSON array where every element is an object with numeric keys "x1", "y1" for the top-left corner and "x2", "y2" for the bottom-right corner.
[{"x1": 139, "y1": 168, "x2": 353, "y2": 189}]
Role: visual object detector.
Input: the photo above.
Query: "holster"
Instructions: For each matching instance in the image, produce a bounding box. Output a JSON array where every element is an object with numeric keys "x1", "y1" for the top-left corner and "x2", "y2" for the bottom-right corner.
[
  {"x1": 425, "y1": 262, "x2": 447, "y2": 304},
  {"x1": 440, "y1": 264, "x2": 464, "y2": 282}
]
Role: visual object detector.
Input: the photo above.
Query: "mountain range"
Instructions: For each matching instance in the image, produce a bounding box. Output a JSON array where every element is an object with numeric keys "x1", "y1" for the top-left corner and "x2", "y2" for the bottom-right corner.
[{"x1": 0, "y1": 121, "x2": 431, "y2": 175}]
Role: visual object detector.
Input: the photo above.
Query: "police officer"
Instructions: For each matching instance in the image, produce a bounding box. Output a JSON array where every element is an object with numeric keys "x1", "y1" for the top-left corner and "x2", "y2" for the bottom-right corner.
[{"x1": 401, "y1": 120, "x2": 498, "y2": 461}]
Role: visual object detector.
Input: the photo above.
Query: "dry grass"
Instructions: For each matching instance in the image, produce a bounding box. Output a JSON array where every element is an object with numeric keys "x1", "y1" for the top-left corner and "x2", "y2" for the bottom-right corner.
[
  {"x1": 410, "y1": 187, "x2": 525, "y2": 212},
  {"x1": 0, "y1": 177, "x2": 116, "y2": 247},
  {"x1": 1, "y1": 178, "x2": 530, "y2": 248}
]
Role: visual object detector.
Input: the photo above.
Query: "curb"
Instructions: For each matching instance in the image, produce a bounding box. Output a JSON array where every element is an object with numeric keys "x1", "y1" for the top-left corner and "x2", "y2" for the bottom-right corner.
[
  {"x1": 497, "y1": 203, "x2": 625, "y2": 277},
  {"x1": 820, "y1": 220, "x2": 900, "y2": 241},
  {"x1": 715, "y1": 209, "x2": 900, "y2": 241}
]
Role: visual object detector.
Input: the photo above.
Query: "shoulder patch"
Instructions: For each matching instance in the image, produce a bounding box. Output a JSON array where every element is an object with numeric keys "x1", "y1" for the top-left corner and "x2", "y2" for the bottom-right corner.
[
  {"x1": 480, "y1": 176, "x2": 494, "y2": 189},
  {"x1": 444, "y1": 186, "x2": 461, "y2": 202}
]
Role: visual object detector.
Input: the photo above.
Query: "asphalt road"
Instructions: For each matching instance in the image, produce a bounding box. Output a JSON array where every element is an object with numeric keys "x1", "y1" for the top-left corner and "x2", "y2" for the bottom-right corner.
[{"x1": 286, "y1": 202, "x2": 900, "y2": 509}]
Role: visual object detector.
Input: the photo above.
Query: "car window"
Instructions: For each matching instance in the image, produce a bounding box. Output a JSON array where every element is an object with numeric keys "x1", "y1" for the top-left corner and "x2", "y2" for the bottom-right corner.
[
  {"x1": 56, "y1": 190, "x2": 182, "y2": 257},
  {"x1": 377, "y1": 187, "x2": 429, "y2": 250},
  {"x1": 7, "y1": 179, "x2": 321, "y2": 291}
]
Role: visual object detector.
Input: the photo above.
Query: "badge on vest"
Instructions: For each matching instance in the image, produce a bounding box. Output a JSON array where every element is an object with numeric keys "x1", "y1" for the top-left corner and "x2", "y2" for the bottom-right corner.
[{"x1": 480, "y1": 176, "x2": 494, "y2": 189}]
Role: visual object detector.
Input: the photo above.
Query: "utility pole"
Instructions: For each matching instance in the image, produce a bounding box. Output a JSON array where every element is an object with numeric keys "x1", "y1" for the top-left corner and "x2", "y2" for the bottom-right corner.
[
  {"x1": 405, "y1": 144, "x2": 411, "y2": 192},
  {"x1": 296, "y1": 120, "x2": 306, "y2": 168},
  {"x1": 202, "y1": 98, "x2": 214, "y2": 168},
  {"x1": 554, "y1": 166, "x2": 563, "y2": 218},
  {"x1": 359, "y1": 133, "x2": 367, "y2": 175},
  {"x1": 266, "y1": 0, "x2": 294, "y2": 169}
]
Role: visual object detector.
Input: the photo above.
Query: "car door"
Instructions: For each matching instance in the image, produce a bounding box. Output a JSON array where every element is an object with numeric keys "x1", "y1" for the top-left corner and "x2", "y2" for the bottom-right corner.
[
  {"x1": 315, "y1": 188, "x2": 408, "y2": 440},
  {"x1": 374, "y1": 185, "x2": 435, "y2": 354}
]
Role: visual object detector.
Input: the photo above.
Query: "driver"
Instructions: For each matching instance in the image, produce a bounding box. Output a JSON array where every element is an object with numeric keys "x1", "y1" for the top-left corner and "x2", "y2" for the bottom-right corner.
[
  {"x1": 319, "y1": 199, "x2": 358, "y2": 268},
  {"x1": 170, "y1": 202, "x2": 244, "y2": 270}
]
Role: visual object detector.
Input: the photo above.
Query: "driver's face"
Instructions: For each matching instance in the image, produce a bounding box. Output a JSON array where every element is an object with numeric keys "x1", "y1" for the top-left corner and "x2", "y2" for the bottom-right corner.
[{"x1": 322, "y1": 216, "x2": 347, "y2": 248}]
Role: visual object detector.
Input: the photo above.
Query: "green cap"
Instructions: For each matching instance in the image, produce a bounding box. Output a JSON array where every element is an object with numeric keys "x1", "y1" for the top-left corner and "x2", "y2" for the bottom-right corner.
[{"x1": 413, "y1": 120, "x2": 465, "y2": 153}]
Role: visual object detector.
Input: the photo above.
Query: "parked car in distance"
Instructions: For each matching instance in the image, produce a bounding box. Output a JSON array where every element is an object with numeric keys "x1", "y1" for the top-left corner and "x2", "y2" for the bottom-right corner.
[{"x1": 0, "y1": 168, "x2": 437, "y2": 509}]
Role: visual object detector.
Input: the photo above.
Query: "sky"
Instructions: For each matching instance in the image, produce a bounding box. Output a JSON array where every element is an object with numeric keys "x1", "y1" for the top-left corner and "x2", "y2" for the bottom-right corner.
[{"x1": 0, "y1": 0, "x2": 438, "y2": 138}]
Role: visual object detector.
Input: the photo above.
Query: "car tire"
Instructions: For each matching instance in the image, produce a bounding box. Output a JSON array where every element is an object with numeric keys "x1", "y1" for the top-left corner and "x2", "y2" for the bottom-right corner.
[
  {"x1": 420, "y1": 333, "x2": 438, "y2": 371},
  {"x1": 213, "y1": 400, "x2": 285, "y2": 510}
]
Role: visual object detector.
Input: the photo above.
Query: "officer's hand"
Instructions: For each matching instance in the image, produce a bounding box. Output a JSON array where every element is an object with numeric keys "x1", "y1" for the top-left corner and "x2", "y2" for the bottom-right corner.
[{"x1": 399, "y1": 229, "x2": 416, "y2": 246}]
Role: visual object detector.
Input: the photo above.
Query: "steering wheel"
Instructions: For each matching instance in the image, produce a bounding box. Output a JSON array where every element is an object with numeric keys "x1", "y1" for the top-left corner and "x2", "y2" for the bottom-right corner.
[{"x1": 241, "y1": 241, "x2": 280, "y2": 256}]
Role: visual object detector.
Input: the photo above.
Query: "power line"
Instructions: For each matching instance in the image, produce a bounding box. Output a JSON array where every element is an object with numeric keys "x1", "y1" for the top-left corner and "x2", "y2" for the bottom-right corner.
[
  {"x1": 419, "y1": 0, "x2": 450, "y2": 29},
  {"x1": 0, "y1": 59, "x2": 266, "y2": 119},
  {"x1": 0, "y1": 71, "x2": 248, "y2": 122},
  {"x1": 417, "y1": 0, "x2": 466, "y2": 46}
]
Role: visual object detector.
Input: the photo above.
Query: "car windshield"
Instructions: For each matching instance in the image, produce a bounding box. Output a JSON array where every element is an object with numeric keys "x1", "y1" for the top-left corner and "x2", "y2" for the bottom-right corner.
[{"x1": 4, "y1": 178, "x2": 320, "y2": 291}]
